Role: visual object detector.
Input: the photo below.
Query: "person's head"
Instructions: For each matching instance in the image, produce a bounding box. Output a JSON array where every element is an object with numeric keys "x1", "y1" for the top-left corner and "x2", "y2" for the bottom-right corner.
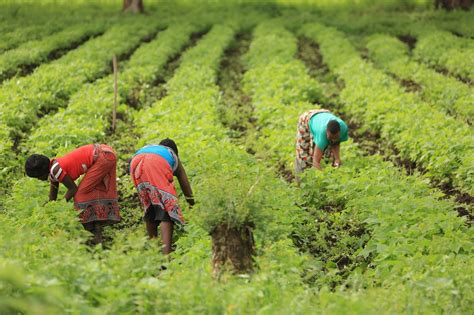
[
  {"x1": 326, "y1": 120, "x2": 340, "y2": 144},
  {"x1": 25, "y1": 154, "x2": 50, "y2": 181},
  {"x1": 160, "y1": 138, "x2": 178, "y2": 156}
]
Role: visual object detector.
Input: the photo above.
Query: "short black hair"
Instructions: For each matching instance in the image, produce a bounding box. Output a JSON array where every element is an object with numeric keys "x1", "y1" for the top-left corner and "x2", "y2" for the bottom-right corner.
[
  {"x1": 160, "y1": 138, "x2": 178, "y2": 156},
  {"x1": 25, "y1": 154, "x2": 50, "y2": 178},
  {"x1": 327, "y1": 120, "x2": 340, "y2": 134}
]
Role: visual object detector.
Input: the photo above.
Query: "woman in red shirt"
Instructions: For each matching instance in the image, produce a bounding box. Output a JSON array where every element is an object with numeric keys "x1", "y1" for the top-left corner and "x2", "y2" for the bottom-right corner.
[{"x1": 25, "y1": 144, "x2": 121, "y2": 244}]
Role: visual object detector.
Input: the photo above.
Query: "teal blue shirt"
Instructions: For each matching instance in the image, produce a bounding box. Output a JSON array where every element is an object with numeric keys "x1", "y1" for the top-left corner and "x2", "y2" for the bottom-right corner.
[{"x1": 309, "y1": 113, "x2": 348, "y2": 151}]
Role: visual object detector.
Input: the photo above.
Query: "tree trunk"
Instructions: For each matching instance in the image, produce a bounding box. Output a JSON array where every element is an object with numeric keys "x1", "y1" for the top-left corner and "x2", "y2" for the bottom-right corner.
[
  {"x1": 123, "y1": 0, "x2": 144, "y2": 13},
  {"x1": 211, "y1": 223, "x2": 255, "y2": 278},
  {"x1": 435, "y1": 0, "x2": 472, "y2": 10}
]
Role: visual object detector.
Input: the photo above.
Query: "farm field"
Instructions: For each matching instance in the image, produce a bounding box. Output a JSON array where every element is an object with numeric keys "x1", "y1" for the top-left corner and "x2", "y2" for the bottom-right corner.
[{"x1": 0, "y1": 0, "x2": 473, "y2": 314}]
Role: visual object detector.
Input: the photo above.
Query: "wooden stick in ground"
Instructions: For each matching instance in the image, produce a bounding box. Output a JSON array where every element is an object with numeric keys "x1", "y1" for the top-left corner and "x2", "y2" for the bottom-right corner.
[{"x1": 112, "y1": 55, "x2": 118, "y2": 132}]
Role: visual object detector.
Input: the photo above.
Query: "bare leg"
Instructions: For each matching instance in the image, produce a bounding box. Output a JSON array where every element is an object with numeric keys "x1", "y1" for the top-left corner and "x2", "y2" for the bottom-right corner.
[
  {"x1": 83, "y1": 222, "x2": 102, "y2": 245},
  {"x1": 92, "y1": 222, "x2": 103, "y2": 244},
  {"x1": 160, "y1": 221, "x2": 174, "y2": 255},
  {"x1": 146, "y1": 220, "x2": 159, "y2": 239}
]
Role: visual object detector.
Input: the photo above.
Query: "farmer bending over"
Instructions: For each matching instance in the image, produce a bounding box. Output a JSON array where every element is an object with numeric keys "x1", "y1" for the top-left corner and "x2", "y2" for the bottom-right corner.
[
  {"x1": 129, "y1": 138, "x2": 194, "y2": 255},
  {"x1": 295, "y1": 109, "x2": 348, "y2": 173},
  {"x1": 25, "y1": 144, "x2": 121, "y2": 244}
]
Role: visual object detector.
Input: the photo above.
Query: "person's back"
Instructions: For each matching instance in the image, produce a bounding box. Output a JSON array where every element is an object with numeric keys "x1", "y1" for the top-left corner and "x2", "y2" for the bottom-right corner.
[
  {"x1": 129, "y1": 138, "x2": 194, "y2": 254},
  {"x1": 309, "y1": 112, "x2": 348, "y2": 152},
  {"x1": 295, "y1": 109, "x2": 349, "y2": 174},
  {"x1": 133, "y1": 144, "x2": 178, "y2": 173}
]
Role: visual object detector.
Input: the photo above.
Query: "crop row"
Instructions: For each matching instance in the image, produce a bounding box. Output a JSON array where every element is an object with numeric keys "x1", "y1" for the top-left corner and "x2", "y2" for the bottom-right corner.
[
  {"x1": 1, "y1": 20, "x2": 313, "y2": 313},
  {"x1": 133, "y1": 22, "x2": 316, "y2": 312},
  {"x1": 0, "y1": 22, "x2": 107, "y2": 82},
  {"x1": 300, "y1": 23, "x2": 473, "y2": 196},
  {"x1": 0, "y1": 23, "x2": 67, "y2": 53},
  {"x1": 0, "y1": 17, "x2": 163, "y2": 195},
  {"x1": 240, "y1": 19, "x2": 473, "y2": 313},
  {"x1": 412, "y1": 30, "x2": 474, "y2": 83},
  {"x1": 0, "y1": 4, "x2": 115, "y2": 53},
  {"x1": 26, "y1": 23, "x2": 200, "y2": 157},
  {"x1": 365, "y1": 34, "x2": 473, "y2": 124},
  {"x1": 241, "y1": 20, "x2": 322, "y2": 168},
  {"x1": 0, "y1": 21, "x2": 205, "y2": 313},
  {"x1": 240, "y1": 20, "x2": 370, "y2": 289},
  {"x1": 434, "y1": 10, "x2": 474, "y2": 37},
  {"x1": 0, "y1": 17, "x2": 161, "y2": 135}
]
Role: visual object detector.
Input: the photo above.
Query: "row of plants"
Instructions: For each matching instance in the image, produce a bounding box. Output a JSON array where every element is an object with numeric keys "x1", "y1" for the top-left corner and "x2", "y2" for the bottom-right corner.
[
  {"x1": 308, "y1": 8, "x2": 474, "y2": 39},
  {"x1": 25, "y1": 23, "x2": 202, "y2": 157},
  {"x1": 298, "y1": 147, "x2": 473, "y2": 313},
  {"x1": 0, "y1": 20, "x2": 207, "y2": 314},
  {"x1": 365, "y1": 33, "x2": 473, "y2": 124},
  {"x1": 0, "y1": 17, "x2": 161, "y2": 135},
  {"x1": 239, "y1": 19, "x2": 473, "y2": 313},
  {"x1": 1, "y1": 19, "x2": 314, "y2": 314},
  {"x1": 241, "y1": 20, "x2": 322, "y2": 168},
  {"x1": 412, "y1": 29, "x2": 474, "y2": 83},
  {"x1": 300, "y1": 23, "x2": 473, "y2": 196},
  {"x1": 0, "y1": 22, "x2": 108, "y2": 82},
  {"x1": 133, "y1": 22, "x2": 319, "y2": 312},
  {"x1": 0, "y1": 3, "x2": 117, "y2": 53},
  {"x1": 433, "y1": 10, "x2": 474, "y2": 37},
  {"x1": 0, "y1": 17, "x2": 164, "y2": 196},
  {"x1": 240, "y1": 19, "x2": 374, "y2": 289},
  {"x1": 0, "y1": 22, "x2": 69, "y2": 53}
]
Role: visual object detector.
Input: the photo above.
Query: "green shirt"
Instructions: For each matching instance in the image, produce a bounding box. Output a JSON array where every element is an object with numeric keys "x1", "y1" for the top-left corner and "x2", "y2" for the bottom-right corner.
[{"x1": 309, "y1": 112, "x2": 348, "y2": 151}]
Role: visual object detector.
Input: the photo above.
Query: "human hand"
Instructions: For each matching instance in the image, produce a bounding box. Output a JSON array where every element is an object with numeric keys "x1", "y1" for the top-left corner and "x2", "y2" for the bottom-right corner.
[{"x1": 332, "y1": 160, "x2": 342, "y2": 168}]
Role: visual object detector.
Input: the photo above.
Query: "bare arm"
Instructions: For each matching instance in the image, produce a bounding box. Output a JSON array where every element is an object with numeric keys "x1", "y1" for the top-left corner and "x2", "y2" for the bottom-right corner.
[
  {"x1": 331, "y1": 143, "x2": 341, "y2": 167},
  {"x1": 49, "y1": 181, "x2": 59, "y2": 201},
  {"x1": 312, "y1": 145, "x2": 323, "y2": 170},
  {"x1": 62, "y1": 175, "x2": 78, "y2": 202},
  {"x1": 175, "y1": 161, "x2": 194, "y2": 206}
]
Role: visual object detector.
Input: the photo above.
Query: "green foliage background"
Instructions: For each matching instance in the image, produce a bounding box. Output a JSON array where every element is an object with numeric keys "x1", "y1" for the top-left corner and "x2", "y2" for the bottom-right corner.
[{"x1": 0, "y1": 0, "x2": 472, "y2": 314}]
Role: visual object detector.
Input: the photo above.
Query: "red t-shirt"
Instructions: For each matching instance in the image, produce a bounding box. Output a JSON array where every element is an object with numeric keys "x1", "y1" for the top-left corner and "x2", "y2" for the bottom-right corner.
[{"x1": 49, "y1": 144, "x2": 95, "y2": 182}]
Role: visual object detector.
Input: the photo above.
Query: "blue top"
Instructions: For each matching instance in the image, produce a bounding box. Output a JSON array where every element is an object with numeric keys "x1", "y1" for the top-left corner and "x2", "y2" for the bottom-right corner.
[
  {"x1": 309, "y1": 112, "x2": 348, "y2": 150},
  {"x1": 134, "y1": 145, "x2": 178, "y2": 171}
]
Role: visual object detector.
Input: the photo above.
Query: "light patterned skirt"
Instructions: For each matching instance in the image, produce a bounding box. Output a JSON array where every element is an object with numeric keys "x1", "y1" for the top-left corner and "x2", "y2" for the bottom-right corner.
[
  {"x1": 295, "y1": 109, "x2": 330, "y2": 174},
  {"x1": 130, "y1": 153, "x2": 184, "y2": 225}
]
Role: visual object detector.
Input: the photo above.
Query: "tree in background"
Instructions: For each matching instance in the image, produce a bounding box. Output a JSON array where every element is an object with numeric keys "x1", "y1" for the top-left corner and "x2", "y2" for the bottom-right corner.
[
  {"x1": 435, "y1": 0, "x2": 472, "y2": 9},
  {"x1": 123, "y1": 0, "x2": 144, "y2": 13}
]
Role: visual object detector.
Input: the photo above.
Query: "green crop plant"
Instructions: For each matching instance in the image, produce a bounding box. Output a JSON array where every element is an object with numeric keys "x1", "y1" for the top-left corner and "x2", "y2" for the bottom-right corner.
[
  {"x1": 135, "y1": 21, "x2": 315, "y2": 282},
  {"x1": 0, "y1": 17, "x2": 164, "y2": 195},
  {"x1": 301, "y1": 23, "x2": 473, "y2": 195},
  {"x1": 232, "y1": 18, "x2": 474, "y2": 313},
  {"x1": 242, "y1": 20, "x2": 323, "y2": 169},
  {"x1": 26, "y1": 23, "x2": 202, "y2": 157},
  {"x1": 366, "y1": 34, "x2": 474, "y2": 124},
  {"x1": 1, "y1": 3, "x2": 473, "y2": 314},
  {"x1": 0, "y1": 22, "x2": 107, "y2": 82},
  {"x1": 413, "y1": 30, "x2": 474, "y2": 83}
]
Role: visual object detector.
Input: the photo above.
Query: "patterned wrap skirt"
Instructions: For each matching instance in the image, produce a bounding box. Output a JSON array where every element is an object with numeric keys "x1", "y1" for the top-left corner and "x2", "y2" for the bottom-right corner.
[
  {"x1": 130, "y1": 153, "x2": 184, "y2": 225},
  {"x1": 74, "y1": 144, "x2": 121, "y2": 224},
  {"x1": 295, "y1": 109, "x2": 330, "y2": 174}
]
